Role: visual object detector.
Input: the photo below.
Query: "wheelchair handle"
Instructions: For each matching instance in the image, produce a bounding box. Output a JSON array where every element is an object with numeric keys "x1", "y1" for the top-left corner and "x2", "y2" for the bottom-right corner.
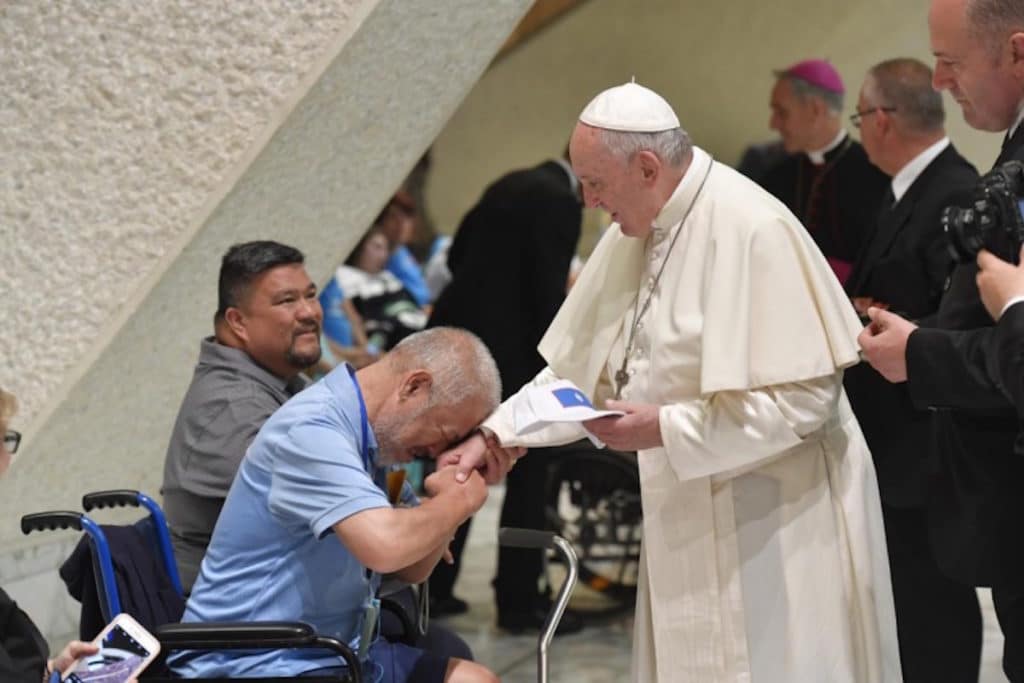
[
  {"x1": 80, "y1": 489, "x2": 186, "y2": 598},
  {"x1": 499, "y1": 529, "x2": 579, "y2": 683},
  {"x1": 20, "y1": 511, "x2": 124, "y2": 619},
  {"x1": 20, "y1": 511, "x2": 85, "y2": 534},
  {"x1": 82, "y1": 489, "x2": 142, "y2": 511},
  {"x1": 498, "y1": 527, "x2": 557, "y2": 550}
]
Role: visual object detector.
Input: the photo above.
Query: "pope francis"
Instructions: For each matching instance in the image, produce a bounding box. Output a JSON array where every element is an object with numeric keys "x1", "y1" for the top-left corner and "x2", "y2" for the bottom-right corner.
[{"x1": 442, "y1": 82, "x2": 902, "y2": 682}]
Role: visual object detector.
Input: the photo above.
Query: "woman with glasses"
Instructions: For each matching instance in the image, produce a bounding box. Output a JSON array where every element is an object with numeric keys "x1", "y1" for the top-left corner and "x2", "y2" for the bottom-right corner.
[{"x1": 0, "y1": 388, "x2": 137, "y2": 683}]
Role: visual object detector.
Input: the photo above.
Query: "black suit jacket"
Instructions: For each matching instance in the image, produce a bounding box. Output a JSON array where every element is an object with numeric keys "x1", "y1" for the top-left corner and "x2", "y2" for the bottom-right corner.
[
  {"x1": 993, "y1": 301, "x2": 1024, "y2": 412},
  {"x1": 429, "y1": 161, "x2": 581, "y2": 398},
  {"x1": 845, "y1": 144, "x2": 978, "y2": 507},
  {"x1": 760, "y1": 136, "x2": 890, "y2": 267},
  {"x1": 903, "y1": 125, "x2": 1024, "y2": 585}
]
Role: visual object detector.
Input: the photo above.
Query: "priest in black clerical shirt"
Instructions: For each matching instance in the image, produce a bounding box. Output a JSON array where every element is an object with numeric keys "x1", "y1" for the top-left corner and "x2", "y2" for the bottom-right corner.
[{"x1": 760, "y1": 58, "x2": 890, "y2": 285}]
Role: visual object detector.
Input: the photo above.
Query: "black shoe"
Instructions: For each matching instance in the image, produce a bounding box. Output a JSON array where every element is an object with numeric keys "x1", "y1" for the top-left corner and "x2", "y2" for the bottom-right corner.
[
  {"x1": 497, "y1": 606, "x2": 585, "y2": 636},
  {"x1": 430, "y1": 595, "x2": 469, "y2": 617}
]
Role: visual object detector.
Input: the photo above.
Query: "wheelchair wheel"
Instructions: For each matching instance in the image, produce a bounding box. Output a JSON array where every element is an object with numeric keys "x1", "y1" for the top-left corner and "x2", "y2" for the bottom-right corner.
[{"x1": 543, "y1": 446, "x2": 642, "y2": 615}]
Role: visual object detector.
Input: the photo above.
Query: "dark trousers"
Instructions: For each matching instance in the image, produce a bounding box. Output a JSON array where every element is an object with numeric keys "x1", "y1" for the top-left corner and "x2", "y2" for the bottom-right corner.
[
  {"x1": 429, "y1": 446, "x2": 554, "y2": 616},
  {"x1": 428, "y1": 518, "x2": 472, "y2": 602},
  {"x1": 380, "y1": 586, "x2": 472, "y2": 661},
  {"x1": 993, "y1": 579, "x2": 1024, "y2": 682},
  {"x1": 492, "y1": 446, "x2": 553, "y2": 615},
  {"x1": 882, "y1": 503, "x2": 982, "y2": 682}
]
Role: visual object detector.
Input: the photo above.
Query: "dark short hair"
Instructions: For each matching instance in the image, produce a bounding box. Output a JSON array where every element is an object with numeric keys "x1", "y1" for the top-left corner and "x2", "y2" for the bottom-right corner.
[
  {"x1": 216, "y1": 241, "x2": 305, "y2": 318},
  {"x1": 867, "y1": 58, "x2": 945, "y2": 133}
]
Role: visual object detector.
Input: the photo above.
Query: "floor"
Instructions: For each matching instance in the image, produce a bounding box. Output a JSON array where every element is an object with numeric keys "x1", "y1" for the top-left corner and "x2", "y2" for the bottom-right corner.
[{"x1": 441, "y1": 484, "x2": 1010, "y2": 682}]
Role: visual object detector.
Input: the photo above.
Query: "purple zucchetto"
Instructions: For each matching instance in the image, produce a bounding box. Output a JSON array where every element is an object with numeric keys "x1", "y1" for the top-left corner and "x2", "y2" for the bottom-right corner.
[{"x1": 774, "y1": 59, "x2": 845, "y2": 94}]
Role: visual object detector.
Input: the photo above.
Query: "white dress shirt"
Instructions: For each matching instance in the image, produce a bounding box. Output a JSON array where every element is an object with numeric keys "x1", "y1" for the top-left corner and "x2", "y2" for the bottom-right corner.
[
  {"x1": 1009, "y1": 104, "x2": 1024, "y2": 141},
  {"x1": 891, "y1": 137, "x2": 950, "y2": 204}
]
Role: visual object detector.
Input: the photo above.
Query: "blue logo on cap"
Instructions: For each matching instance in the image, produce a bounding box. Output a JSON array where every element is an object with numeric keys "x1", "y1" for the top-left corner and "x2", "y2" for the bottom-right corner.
[{"x1": 552, "y1": 388, "x2": 593, "y2": 409}]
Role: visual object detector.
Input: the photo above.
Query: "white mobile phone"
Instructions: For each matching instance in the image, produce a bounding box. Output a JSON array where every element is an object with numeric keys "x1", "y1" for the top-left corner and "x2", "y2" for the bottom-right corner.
[{"x1": 62, "y1": 613, "x2": 161, "y2": 683}]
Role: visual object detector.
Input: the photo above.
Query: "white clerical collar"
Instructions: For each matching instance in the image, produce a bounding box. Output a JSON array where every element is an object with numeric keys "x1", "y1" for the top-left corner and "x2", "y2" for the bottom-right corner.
[
  {"x1": 553, "y1": 157, "x2": 580, "y2": 195},
  {"x1": 806, "y1": 129, "x2": 847, "y2": 165},
  {"x1": 891, "y1": 137, "x2": 950, "y2": 204},
  {"x1": 651, "y1": 146, "x2": 712, "y2": 232},
  {"x1": 1010, "y1": 104, "x2": 1024, "y2": 140}
]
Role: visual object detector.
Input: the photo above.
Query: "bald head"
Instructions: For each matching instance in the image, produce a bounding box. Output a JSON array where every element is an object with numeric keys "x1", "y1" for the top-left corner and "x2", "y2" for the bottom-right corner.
[
  {"x1": 388, "y1": 327, "x2": 501, "y2": 412},
  {"x1": 965, "y1": 0, "x2": 1024, "y2": 45}
]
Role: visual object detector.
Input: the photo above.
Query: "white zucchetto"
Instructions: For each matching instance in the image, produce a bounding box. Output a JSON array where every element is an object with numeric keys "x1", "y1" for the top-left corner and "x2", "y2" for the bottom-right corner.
[{"x1": 578, "y1": 82, "x2": 680, "y2": 133}]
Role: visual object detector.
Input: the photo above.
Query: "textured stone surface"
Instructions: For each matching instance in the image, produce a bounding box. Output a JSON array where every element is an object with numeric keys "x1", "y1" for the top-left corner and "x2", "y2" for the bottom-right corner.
[
  {"x1": 0, "y1": 0, "x2": 369, "y2": 428},
  {"x1": 0, "y1": 0, "x2": 531, "y2": 642}
]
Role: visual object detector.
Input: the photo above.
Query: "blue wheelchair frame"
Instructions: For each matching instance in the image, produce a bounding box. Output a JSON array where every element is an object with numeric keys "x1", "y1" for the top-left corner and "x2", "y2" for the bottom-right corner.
[{"x1": 22, "y1": 489, "x2": 361, "y2": 682}]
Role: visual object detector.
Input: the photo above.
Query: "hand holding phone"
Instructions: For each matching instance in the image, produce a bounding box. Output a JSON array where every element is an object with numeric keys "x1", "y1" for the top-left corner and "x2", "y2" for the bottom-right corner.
[{"x1": 61, "y1": 613, "x2": 159, "y2": 683}]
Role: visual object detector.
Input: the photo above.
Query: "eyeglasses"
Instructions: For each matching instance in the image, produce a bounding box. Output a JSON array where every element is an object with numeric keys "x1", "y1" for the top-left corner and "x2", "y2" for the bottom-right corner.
[
  {"x1": 850, "y1": 106, "x2": 897, "y2": 128},
  {"x1": 3, "y1": 430, "x2": 20, "y2": 454}
]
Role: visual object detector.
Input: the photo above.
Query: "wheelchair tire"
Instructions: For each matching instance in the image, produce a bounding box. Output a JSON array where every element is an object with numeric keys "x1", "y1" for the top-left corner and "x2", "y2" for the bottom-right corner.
[{"x1": 543, "y1": 446, "x2": 642, "y2": 614}]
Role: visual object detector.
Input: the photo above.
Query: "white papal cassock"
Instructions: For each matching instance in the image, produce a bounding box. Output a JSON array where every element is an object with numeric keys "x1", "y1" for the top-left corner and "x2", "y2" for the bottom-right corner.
[{"x1": 482, "y1": 147, "x2": 902, "y2": 682}]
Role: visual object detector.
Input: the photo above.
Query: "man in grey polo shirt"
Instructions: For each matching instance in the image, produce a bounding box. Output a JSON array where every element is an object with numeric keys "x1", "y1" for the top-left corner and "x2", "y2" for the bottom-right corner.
[{"x1": 162, "y1": 240, "x2": 323, "y2": 592}]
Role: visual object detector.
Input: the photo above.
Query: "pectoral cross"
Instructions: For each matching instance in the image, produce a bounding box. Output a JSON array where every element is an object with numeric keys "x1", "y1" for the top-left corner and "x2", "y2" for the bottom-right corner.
[{"x1": 614, "y1": 363, "x2": 630, "y2": 400}]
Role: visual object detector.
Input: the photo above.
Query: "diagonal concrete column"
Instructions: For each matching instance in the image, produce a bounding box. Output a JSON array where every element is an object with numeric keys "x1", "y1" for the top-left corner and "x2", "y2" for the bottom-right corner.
[{"x1": 0, "y1": 0, "x2": 531, "y2": 638}]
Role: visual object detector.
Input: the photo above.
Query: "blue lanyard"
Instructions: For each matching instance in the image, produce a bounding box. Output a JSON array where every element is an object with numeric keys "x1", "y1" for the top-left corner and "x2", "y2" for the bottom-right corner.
[{"x1": 346, "y1": 365, "x2": 373, "y2": 474}]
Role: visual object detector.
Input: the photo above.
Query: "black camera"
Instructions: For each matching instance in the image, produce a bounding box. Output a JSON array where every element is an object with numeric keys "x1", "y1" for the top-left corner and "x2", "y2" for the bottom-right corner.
[{"x1": 942, "y1": 160, "x2": 1024, "y2": 264}]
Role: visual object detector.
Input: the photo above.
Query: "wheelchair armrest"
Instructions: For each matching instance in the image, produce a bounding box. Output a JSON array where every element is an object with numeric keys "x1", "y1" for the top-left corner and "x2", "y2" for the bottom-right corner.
[
  {"x1": 155, "y1": 622, "x2": 361, "y2": 681},
  {"x1": 155, "y1": 621, "x2": 315, "y2": 649}
]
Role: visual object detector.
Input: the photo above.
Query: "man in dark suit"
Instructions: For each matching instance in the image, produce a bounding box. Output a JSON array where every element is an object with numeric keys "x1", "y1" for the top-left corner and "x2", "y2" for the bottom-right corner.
[
  {"x1": 426, "y1": 156, "x2": 583, "y2": 633},
  {"x1": 977, "y1": 247, "x2": 1024, "y2": 415},
  {"x1": 858, "y1": 1, "x2": 1024, "y2": 679},
  {"x1": 760, "y1": 59, "x2": 890, "y2": 284},
  {"x1": 844, "y1": 58, "x2": 981, "y2": 682}
]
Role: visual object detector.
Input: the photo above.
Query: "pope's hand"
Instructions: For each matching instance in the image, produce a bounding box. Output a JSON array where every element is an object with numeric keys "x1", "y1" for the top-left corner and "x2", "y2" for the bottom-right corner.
[
  {"x1": 976, "y1": 246, "x2": 1024, "y2": 320},
  {"x1": 436, "y1": 431, "x2": 524, "y2": 485},
  {"x1": 582, "y1": 400, "x2": 663, "y2": 451},
  {"x1": 857, "y1": 307, "x2": 918, "y2": 383}
]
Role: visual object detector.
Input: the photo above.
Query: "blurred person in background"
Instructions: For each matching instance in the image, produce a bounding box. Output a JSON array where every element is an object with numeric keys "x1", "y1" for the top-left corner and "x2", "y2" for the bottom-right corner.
[
  {"x1": 426, "y1": 152, "x2": 584, "y2": 634},
  {"x1": 761, "y1": 59, "x2": 890, "y2": 284}
]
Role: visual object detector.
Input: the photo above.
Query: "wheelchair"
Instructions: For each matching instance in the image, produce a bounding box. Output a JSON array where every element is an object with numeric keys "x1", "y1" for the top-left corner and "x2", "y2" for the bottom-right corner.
[
  {"x1": 22, "y1": 489, "x2": 366, "y2": 682},
  {"x1": 541, "y1": 442, "x2": 642, "y2": 616}
]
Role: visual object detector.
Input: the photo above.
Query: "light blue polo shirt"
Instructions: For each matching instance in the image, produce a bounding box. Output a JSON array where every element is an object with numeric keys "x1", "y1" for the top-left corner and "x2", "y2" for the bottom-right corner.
[{"x1": 170, "y1": 365, "x2": 405, "y2": 678}]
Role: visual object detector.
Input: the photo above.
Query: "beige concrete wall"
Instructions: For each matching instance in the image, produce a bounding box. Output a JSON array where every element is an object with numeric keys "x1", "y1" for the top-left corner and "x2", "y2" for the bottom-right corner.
[
  {"x1": 428, "y1": 0, "x2": 1002, "y2": 251},
  {"x1": 0, "y1": 0, "x2": 372, "y2": 431},
  {"x1": 0, "y1": 0, "x2": 531, "y2": 643}
]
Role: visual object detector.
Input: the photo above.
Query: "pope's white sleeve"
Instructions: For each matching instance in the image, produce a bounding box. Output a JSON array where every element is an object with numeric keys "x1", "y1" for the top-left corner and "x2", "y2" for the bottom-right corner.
[
  {"x1": 657, "y1": 372, "x2": 842, "y2": 482},
  {"x1": 482, "y1": 367, "x2": 590, "y2": 448}
]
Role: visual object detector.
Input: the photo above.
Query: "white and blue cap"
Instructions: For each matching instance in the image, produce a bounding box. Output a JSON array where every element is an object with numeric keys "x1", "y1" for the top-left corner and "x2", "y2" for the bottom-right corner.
[{"x1": 578, "y1": 79, "x2": 680, "y2": 133}]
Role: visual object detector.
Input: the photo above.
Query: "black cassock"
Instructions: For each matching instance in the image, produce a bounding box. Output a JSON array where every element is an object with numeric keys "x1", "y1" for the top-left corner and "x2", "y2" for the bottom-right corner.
[{"x1": 759, "y1": 134, "x2": 889, "y2": 285}]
